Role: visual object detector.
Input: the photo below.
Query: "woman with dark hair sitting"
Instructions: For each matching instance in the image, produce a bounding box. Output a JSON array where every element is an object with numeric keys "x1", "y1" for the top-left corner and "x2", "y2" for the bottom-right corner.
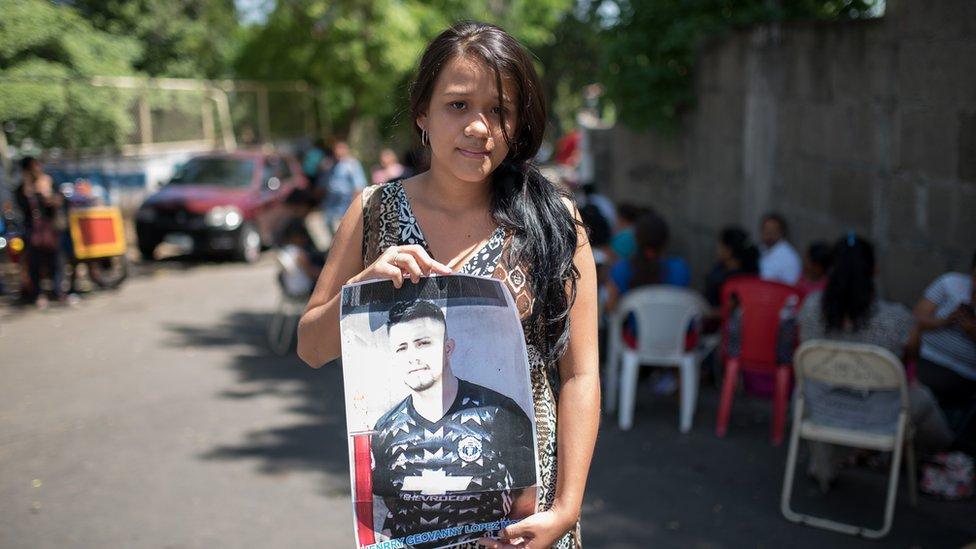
[
  {"x1": 797, "y1": 233, "x2": 953, "y2": 487},
  {"x1": 796, "y1": 240, "x2": 833, "y2": 297},
  {"x1": 605, "y1": 210, "x2": 691, "y2": 394},
  {"x1": 606, "y1": 210, "x2": 690, "y2": 311},
  {"x1": 704, "y1": 226, "x2": 760, "y2": 309}
]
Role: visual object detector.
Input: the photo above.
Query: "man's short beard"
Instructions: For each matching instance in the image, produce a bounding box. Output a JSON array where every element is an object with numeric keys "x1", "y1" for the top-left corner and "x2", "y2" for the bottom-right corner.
[{"x1": 405, "y1": 370, "x2": 437, "y2": 392}]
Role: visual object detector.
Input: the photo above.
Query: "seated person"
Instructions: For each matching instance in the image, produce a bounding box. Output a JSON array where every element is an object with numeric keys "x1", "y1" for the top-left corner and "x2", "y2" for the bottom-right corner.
[
  {"x1": 758, "y1": 212, "x2": 802, "y2": 285},
  {"x1": 607, "y1": 210, "x2": 690, "y2": 309},
  {"x1": 798, "y1": 234, "x2": 953, "y2": 487},
  {"x1": 796, "y1": 240, "x2": 832, "y2": 297},
  {"x1": 704, "y1": 226, "x2": 760, "y2": 310},
  {"x1": 609, "y1": 203, "x2": 650, "y2": 262},
  {"x1": 913, "y1": 250, "x2": 976, "y2": 453},
  {"x1": 606, "y1": 211, "x2": 691, "y2": 394},
  {"x1": 277, "y1": 219, "x2": 324, "y2": 296}
]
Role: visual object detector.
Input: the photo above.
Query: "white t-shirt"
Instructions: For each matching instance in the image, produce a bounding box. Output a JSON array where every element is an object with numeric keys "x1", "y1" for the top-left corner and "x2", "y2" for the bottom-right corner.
[
  {"x1": 920, "y1": 272, "x2": 976, "y2": 380},
  {"x1": 278, "y1": 245, "x2": 313, "y2": 297},
  {"x1": 760, "y1": 240, "x2": 802, "y2": 285}
]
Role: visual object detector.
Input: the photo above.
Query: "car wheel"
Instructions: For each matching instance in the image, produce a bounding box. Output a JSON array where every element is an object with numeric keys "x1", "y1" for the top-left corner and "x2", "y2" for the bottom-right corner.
[{"x1": 237, "y1": 223, "x2": 262, "y2": 263}]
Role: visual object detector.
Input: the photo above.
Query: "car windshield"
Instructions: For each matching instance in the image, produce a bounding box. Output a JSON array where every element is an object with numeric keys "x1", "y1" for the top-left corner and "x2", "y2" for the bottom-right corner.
[{"x1": 169, "y1": 158, "x2": 255, "y2": 187}]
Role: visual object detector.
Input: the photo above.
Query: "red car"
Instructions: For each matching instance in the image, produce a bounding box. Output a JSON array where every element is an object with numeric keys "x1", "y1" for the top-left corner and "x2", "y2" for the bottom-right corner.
[{"x1": 135, "y1": 151, "x2": 307, "y2": 262}]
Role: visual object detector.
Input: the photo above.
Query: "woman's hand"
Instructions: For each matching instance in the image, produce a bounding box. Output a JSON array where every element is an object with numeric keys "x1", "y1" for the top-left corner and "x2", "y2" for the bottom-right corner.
[
  {"x1": 347, "y1": 244, "x2": 452, "y2": 288},
  {"x1": 476, "y1": 508, "x2": 576, "y2": 549}
]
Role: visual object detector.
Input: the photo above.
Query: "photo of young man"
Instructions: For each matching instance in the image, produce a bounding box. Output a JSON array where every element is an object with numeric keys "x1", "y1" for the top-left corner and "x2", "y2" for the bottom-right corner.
[{"x1": 369, "y1": 299, "x2": 536, "y2": 546}]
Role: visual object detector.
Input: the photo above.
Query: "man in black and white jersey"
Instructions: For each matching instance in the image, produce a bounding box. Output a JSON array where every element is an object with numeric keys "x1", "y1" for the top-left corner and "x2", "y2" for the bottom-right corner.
[{"x1": 370, "y1": 299, "x2": 536, "y2": 547}]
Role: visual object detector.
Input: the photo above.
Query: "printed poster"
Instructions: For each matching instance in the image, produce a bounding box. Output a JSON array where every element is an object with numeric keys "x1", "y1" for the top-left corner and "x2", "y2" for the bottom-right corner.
[{"x1": 340, "y1": 275, "x2": 539, "y2": 549}]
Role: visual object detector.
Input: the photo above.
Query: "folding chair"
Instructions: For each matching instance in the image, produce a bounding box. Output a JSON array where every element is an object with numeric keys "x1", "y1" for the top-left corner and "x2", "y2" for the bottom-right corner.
[
  {"x1": 266, "y1": 250, "x2": 312, "y2": 356},
  {"x1": 781, "y1": 340, "x2": 917, "y2": 539},
  {"x1": 605, "y1": 286, "x2": 708, "y2": 432}
]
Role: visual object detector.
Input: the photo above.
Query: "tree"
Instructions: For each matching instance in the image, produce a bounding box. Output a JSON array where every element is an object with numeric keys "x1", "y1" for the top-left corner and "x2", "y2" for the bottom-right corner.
[
  {"x1": 598, "y1": 0, "x2": 880, "y2": 132},
  {"x1": 0, "y1": 0, "x2": 141, "y2": 150},
  {"x1": 235, "y1": 0, "x2": 573, "y2": 138},
  {"x1": 535, "y1": 3, "x2": 607, "y2": 135},
  {"x1": 71, "y1": 0, "x2": 242, "y2": 78}
]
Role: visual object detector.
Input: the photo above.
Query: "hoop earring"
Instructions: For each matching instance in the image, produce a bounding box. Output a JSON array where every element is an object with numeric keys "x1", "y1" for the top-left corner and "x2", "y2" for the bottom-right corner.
[{"x1": 421, "y1": 128, "x2": 429, "y2": 147}]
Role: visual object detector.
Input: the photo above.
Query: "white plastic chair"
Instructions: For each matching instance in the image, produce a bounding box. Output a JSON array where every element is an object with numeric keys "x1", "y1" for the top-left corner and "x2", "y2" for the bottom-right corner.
[
  {"x1": 605, "y1": 286, "x2": 708, "y2": 433},
  {"x1": 266, "y1": 250, "x2": 312, "y2": 356},
  {"x1": 781, "y1": 340, "x2": 917, "y2": 539}
]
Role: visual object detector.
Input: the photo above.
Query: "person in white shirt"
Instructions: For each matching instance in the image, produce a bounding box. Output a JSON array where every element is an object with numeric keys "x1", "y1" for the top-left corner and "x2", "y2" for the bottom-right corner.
[
  {"x1": 913, "y1": 251, "x2": 976, "y2": 418},
  {"x1": 758, "y1": 212, "x2": 802, "y2": 285}
]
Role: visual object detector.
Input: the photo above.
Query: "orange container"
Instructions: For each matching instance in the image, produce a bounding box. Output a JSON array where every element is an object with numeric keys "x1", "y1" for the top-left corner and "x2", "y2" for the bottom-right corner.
[{"x1": 68, "y1": 207, "x2": 127, "y2": 260}]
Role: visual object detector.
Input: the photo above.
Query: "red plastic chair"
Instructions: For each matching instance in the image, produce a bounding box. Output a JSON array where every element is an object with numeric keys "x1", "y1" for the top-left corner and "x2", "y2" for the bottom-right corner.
[{"x1": 715, "y1": 276, "x2": 802, "y2": 445}]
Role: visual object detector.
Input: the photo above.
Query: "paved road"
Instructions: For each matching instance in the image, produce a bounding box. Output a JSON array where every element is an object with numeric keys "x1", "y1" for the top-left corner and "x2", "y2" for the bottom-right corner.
[
  {"x1": 1, "y1": 258, "x2": 352, "y2": 548},
  {"x1": 1, "y1": 258, "x2": 973, "y2": 548}
]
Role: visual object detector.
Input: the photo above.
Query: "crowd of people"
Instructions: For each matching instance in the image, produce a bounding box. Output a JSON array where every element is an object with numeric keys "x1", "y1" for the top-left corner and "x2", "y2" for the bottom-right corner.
[
  {"x1": 274, "y1": 140, "x2": 422, "y2": 298},
  {"x1": 576, "y1": 189, "x2": 974, "y2": 494}
]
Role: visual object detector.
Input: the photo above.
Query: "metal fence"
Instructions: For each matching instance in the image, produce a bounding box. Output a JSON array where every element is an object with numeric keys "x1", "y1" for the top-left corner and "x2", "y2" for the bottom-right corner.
[{"x1": 0, "y1": 75, "x2": 320, "y2": 160}]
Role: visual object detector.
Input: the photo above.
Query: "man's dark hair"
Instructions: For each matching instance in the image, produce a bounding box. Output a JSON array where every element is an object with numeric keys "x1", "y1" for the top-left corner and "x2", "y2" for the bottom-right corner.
[
  {"x1": 387, "y1": 300, "x2": 445, "y2": 330},
  {"x1": 807, "y1": 241, "x2": 833, "y2": 272},
  {"x1": 19, "y1": 156, "x2": 36, "y2": 171},
  {"x1": 279, "y1": 218, "x2": 311, "y2": 244},
  {"x1": 284, "y1": 188, "x2": 316, "y2": 207},
  {"x1": 971, "y1": 249, "x2": 976, "y2": 269},
  {"x1": 761, "y1": 212, "x2": 789, "y2": 238},
  {"x1": 617, "y1": 203, "x2": 650, "y2": 225}
]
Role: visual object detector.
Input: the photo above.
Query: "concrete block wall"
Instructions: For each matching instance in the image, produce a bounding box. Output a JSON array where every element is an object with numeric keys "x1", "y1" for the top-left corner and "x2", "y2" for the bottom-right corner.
[{"x1": 595, "y1": 0, "x2": 976, "y2": 304}]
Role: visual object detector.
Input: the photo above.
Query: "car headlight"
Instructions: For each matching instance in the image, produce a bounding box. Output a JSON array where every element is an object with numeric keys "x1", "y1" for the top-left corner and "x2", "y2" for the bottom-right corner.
[
  {"x1": 205, "y1": 206, "x2": 243, "y2": 229},
  {"x1": 136, "y1": 207, "x2": 156, "y2": 222}
]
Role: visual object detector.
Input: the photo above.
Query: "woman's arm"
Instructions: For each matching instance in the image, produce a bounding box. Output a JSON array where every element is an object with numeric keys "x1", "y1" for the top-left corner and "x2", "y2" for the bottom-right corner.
[
  {"x1": 483, "y1": 205, "x2": 600, "y2": 549},
  {"x1": 913, "y1": 298, "x2": 952, "y2": 332},
  {"x1": 297, "y1": 192, "x2": 451, "y2": 368},
  {"x1": 550, "y1": 211, "x2": 601, "y2": 526}
]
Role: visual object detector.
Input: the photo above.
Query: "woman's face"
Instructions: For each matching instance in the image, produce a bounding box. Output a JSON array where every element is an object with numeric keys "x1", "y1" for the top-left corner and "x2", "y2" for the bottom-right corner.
[
  {"x1": 716, "y1": 242, "x2": 732, "y2": 263},
  {"x1": 416, "y1": 56, "x2": 517, "y2": 183}
]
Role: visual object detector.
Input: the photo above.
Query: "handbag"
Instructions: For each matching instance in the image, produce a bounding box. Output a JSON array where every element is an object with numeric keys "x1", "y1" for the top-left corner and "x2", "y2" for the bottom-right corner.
[{"x1": 27, "y1": 194, "x2": 59, "y2": 251}]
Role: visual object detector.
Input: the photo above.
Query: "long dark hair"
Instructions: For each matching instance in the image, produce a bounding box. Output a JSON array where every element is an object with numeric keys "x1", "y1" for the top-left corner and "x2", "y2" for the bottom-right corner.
[
  {"x1": 409, "y1": 21, "x2": 581, "y2": 361},
  {"x1": 719, "y1": 227, "x2": 759, "y2": 273},
  {"x1": 821, "y1": 233, "x2": 876, "y2": 332},
  {"x1": 630, "y1": 211, "x2": 669, "y2": 288}
]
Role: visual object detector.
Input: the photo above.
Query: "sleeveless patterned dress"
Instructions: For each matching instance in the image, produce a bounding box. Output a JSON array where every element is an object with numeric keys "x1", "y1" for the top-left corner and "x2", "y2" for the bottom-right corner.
[{"x1": 361, "y1": 181, "x2": 582, "y2": 549}]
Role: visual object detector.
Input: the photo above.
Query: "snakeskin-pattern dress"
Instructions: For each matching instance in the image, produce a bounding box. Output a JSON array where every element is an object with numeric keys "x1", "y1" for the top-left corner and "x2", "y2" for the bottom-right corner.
[{"x1": 361, "y1": 181, "x2": 582, "y2": 548}]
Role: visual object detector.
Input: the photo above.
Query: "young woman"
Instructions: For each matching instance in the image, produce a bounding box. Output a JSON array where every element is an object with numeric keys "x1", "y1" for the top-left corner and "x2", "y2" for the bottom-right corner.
[
  {"x1": 14, "y1": 156, "x2": 66, "y2": 307},
  {"x1": 797, "y1": 234, "x2": 953, "y2": 488},
  {"x1": 297, "y1": 22, "x2": 600, "y2": 549}
]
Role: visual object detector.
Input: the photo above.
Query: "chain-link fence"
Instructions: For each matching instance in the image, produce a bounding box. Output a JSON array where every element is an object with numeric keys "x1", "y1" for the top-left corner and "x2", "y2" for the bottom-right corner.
[{"x1": 0, "y1": 75, "x2": 320, "y2": 160}]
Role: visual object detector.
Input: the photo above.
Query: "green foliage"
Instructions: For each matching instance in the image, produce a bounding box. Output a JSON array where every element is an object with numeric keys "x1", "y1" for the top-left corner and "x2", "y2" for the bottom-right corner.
[
  {"x1": 72, "y1": 0, "x2": 242, "y2": 78},
  {"x1": 0, "y1": 0, "x2": 141, "y2": 149},
  {"x1": 0, "y1": 0, "x2": 242, "y2": 151},
  {"x1": 235, "y1": 0, "x2": 573, "y2": 137},
  {"x1": 535, "y1": 5, "x2": 607, "y2": 134},
  {"x1": 599, "y1": 0, "x2": 880, "y2": 132}
]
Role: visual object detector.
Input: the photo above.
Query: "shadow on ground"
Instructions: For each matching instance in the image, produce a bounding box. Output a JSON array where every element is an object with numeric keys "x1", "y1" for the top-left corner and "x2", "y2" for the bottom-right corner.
[
  {"x1": 162, "y1": 308, "x2": 350, "y2": 498},
  {"x1": 585, "y1": 380, "x2": 976, "y2": 548},
  {"x1": 161, "y1": 307, "x2": 976, "y2": 547}
]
